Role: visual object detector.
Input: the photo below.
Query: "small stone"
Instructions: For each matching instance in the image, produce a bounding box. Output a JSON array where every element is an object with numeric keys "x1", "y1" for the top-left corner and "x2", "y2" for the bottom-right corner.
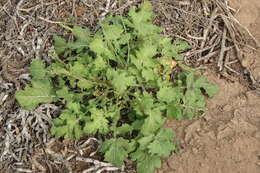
[{"x1": 203, "y1": 115, "x2": 211, "y2": 121}]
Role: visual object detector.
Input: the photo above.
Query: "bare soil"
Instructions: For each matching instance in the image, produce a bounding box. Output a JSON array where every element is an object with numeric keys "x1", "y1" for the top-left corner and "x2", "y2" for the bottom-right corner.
[{"x1": 158, "y1": 0, "x2": 260, "y2": 172}]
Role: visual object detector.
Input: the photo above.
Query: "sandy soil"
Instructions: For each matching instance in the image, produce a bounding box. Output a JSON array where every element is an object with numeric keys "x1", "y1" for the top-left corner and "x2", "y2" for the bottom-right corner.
[{"x1": 158, "y1": 0, "x2": 260, "y2": 172}]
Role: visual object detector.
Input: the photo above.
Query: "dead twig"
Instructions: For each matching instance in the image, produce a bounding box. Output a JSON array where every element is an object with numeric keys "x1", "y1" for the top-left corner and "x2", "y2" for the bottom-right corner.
[
  {"x1": 218, "y1": 27, "x2": 227, "y2": 71},
  {"x1": 38, "y1": 16, "x2": 66, "y2": 24},
  {"x1": 76, "y1": 157, "x2": 113, "y2": 167},
  {"x1": 15, "y1": 168, "x2": 33, "y2": 173},
  {"x1": 18, "y1": 1, "x2": 59, "y2": 13},
  {"x1": 200, "y1": 8, "x2": 219, "y2": 50},
  {"x1": 198, "y1": 46, "x2": 233, "y2": 62},
  {"x1": 224, "y1": 64, "x2": 240, "y2": 75}
]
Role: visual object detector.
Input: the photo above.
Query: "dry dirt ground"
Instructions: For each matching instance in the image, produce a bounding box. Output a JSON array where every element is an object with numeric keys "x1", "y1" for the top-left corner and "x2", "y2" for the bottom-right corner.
[
  {"x1": 0, "y1": 0, "x2": 260, "y2": 173},
  {"x1": 158, "y1": 0, "x2": 260, "y2": 172}
]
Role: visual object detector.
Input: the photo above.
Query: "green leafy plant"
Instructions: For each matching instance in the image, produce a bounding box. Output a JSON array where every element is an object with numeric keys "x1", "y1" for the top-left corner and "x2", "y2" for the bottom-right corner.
[{"x1": 15, "y1": 2, "x2": 218, "y2": 173}]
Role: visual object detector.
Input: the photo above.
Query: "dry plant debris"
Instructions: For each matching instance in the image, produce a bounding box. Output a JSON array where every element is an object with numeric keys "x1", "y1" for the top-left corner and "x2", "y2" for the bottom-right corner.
[
  {"x1": 153, "y1": 0, "x2": 259, "y2": 89},
  {"x1": 0, "y1": 0, "x2": 259, "y2": 172}
]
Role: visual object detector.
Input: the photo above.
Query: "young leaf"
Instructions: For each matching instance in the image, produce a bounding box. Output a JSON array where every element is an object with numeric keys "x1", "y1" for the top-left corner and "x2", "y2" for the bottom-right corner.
[
  {"x1": 67, "y1": 102, "x2": 81, "y2": 113},
  {"x1": 100, "y1": 138, "x2": 130, "y2": 167},
  {"x1": 72, "y1": 26, "x2": 91, "y2": 42},
  {"x1": 51, "y1": 110, "x2": 83, "y2": 139},
  {"x1": 159, "y1": 38, "x2": 190, "y2": 60},
  {"x1": 137, "y1": 135, "x2": 154, "y2": 150},
  {"x1": 185, "y1": 72, "x2": 195, "y2": 88},
  {"x1": 128, "y1": 2, "x2": 160, "y2": 36},
  {"x1": 134, "y1": 92, "x2": 154, "y2": 116},
  {"x1": 131, "y1": 150, "x2": 161, "y2": 173},
  {"x1": 131, "y1": 119, "x2": 144, "y2": 130},
  {"x1": 118, "y1": 33, "x2": 131, "y2": 45},
  {"x1": 16, "y1": 80, "x2": 56, "y2": 110},
  {"x1": 129, "y1": 1, "x2": 154, "y2": 24},
  {"x1": 194, "y1": 76, "x2": 219, "y2": 97},
  {"x1": 83, "y1": 108, "x2": 109, "y2": 134},
  {"x1": 89, "y1": 37, "x2": 115, "y2": 59},
  {"x1": 107, "y1": 69, "x2": 136, "y2": 93},
  {"x1": 141, "y1": 68, "x2": 156, "y2": 81},
  {"x1": 77, "y1": 80, "x2": 94, "y2": 90},
  {"x1": 141, "y1": 109, "x2": 165, "y2": 135},
  {"x1": 166, "y1": 104, "x2": 183, "y2": 119},
  {"x1": 202, "y1": 82, "x2": 219, "y2": 97},
  {"x1": 89, "y1": 37, "x2": 105, "y2": 54},
  {"x1": 29, "y1": 59, "x2": 47, "y2": 79},
  {"x1": 147, "y1": 128, "x2": 176, "y2": 157},
  {"x1": 53, "y1": 36, "x2": 67, "y2": 54},
  {"x1": 56, "y1": 85, "x2": 74, "y2": 101},
  {"x1": 93, "y1": 56, "x2": 107, "y2": 70},
  {"x1": 172, "y1": 40, "x2": 191, "y2": 52},
  {"x1": 157, "y1": 87, "x2": 183, "y2": 103},
  {"x1": 113, "y1": 124, "x2": 134, "y2": 135},
  {"x1": 183, "y1": 88, "x2": 205, "y2": 118},
  {"x1": 136, "y1": 42, "x2": 157, "y2": 59},
  {"x1": 102, "y1": 24, "x2": 124, "y2": 40}
]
